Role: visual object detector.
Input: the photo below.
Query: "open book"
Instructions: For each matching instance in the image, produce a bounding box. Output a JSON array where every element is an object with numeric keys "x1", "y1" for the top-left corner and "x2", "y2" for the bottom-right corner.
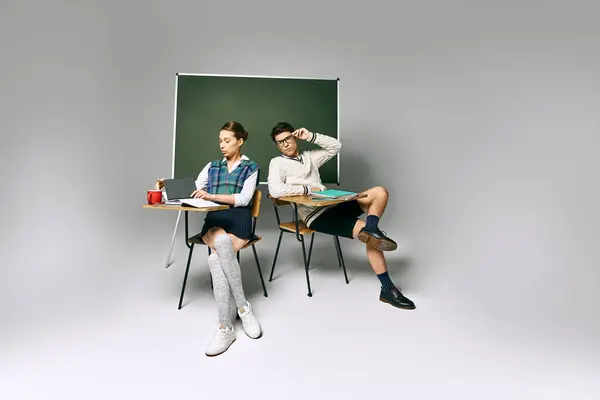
[
  {"x1": 164, "y1": 198, "x2": 221, "y2": 208},
  {"x1": 310, "y1": 189, "x2": 358, "y2": 199}
]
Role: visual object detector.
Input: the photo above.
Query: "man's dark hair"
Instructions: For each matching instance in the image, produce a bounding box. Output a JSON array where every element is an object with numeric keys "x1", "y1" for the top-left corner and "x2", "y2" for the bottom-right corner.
[{"x1": 270, "y1": 122, "x2": 295, "y2": 141}]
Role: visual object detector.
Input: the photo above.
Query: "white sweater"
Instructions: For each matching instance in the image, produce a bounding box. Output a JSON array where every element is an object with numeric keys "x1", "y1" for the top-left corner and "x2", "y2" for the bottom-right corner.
[{"x1": 268, "y1": 131, "x2": 342, "y2": 227}]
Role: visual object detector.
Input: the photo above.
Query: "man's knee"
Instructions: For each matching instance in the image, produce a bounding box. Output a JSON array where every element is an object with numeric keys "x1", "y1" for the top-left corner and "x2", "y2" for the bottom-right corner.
[
  {"x1": 376, "y1": 185, "x2": 389, "y2": 197},
  {"x1": 369, "y1": 185, "x2": 388, "y2": 200}
]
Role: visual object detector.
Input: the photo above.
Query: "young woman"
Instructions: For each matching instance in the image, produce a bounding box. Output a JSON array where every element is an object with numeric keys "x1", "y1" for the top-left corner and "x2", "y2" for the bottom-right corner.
[{"x1": 158, "y1": 121, "x2": 262, "y2": 356}]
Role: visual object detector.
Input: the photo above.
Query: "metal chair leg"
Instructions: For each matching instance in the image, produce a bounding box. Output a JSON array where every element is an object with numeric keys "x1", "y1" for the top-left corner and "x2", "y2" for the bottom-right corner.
[
  {"x1": 334, "y1": 236, "x2": 349, "y2": 284},
  {"x1": 307, "y1": 233, "x2": 315, "y2": 269},
  {"x1": 268, "y1": 231, "x2": 284, "y2": 281},
  {"x1": 334, "y1": 236, "x2": 342, "y2": 267},
  {"x1": 178, "y1": 243, "x2": 195, "y2": 309},
  {"x1": 252, "y1": 244, "x2": 268, "y2": 297},
  {"x1": 301, "y1": 236, "x2": 313, "y2": 297}
]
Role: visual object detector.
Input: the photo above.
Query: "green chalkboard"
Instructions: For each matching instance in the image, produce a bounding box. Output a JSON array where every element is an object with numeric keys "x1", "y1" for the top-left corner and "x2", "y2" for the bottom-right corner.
[{"x1": 172, "y1": 74, "x2": 339, "y2": 184}]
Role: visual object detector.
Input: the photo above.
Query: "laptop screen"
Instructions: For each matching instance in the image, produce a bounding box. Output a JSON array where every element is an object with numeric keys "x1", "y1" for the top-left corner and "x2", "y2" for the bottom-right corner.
[{"x1": 163, "y1": 177, "x2": 197, "y2": 200}]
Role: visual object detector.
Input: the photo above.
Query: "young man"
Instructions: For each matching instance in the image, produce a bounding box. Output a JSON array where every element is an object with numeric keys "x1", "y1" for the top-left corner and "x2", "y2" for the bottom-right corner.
[{"x1": 267, "y1": 122, "x2": 416, "y2": 310}]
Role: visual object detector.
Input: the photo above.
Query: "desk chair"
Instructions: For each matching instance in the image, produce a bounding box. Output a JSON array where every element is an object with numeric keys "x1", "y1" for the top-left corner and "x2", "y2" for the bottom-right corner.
[
  {"x1": 178, "y1": 189, "x2": 268, "y2": 309},
  {"x1": 268, "y1": 195, "x2": 349, "y2": 297}
]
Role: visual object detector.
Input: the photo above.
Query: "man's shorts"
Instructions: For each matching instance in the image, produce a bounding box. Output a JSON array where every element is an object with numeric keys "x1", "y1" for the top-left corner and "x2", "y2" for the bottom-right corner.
[{"x1": 308, "y1": 200, "x2": 365, "y2": 239}]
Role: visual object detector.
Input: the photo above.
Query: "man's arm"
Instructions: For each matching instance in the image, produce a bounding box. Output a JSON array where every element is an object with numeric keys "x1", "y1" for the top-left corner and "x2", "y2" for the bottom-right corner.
[
  {"x1": 267, "y1": 159, "x2": 311, "y2": 198},
  {"x1": 304, "y1": 131, "x2": 342, "y2": 169}
]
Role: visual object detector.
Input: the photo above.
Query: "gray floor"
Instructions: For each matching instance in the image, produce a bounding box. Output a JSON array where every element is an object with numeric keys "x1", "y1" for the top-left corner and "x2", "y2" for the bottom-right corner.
[
  {"x1": 3, "y1": 1, "x2": 600, "y2": 398},
  {"x1": 2, "y1": 229, "x2": 598, "y2": 400}
]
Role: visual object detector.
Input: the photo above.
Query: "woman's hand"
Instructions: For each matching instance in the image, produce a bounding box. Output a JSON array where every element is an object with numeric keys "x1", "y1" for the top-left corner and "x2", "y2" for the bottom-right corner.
[
  {"x1": 191, "y1": 189, "x2": 215, "y2": 201},
  {"x1": 191, "y1": 189, "x2": 207, "y2": 198}
]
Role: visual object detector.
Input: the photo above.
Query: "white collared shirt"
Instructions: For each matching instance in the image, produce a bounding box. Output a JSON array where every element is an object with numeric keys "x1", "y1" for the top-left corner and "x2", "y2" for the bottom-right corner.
[{"x1": 195, "y1": 155, "x2": 258, "y2": 207}]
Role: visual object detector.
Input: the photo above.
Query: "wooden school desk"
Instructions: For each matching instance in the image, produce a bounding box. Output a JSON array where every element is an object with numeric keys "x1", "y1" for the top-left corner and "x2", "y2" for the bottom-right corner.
[
  {"x1": 142, "y1": 203, "x2": 229, "y2": 269},
  {"x1": 276, "y1": 193, "x2": 368, "y2": 237}
]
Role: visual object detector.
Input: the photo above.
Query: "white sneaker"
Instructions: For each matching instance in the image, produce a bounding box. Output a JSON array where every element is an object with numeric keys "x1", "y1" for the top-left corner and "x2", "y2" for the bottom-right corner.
[
  {"x1": 238, "y1": 301, "x2": 262, "y2": 339},
  {"x1": 205, "y1": 325, "x2": 236, "y2": 357}
]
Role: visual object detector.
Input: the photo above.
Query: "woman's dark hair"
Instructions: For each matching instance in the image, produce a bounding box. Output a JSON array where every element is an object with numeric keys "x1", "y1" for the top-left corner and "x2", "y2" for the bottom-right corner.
[
  {"x1": 270, "y1": 122, "x2": 295, "y2": 141},
  {"x1": 221, "y1": 121, "x2": 249, "y2": 141}
]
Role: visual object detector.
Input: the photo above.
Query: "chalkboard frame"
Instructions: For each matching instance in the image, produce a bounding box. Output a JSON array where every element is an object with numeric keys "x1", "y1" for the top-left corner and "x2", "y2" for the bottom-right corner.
[{"x1": 170, "y1": 73, "x2": 340, "y2": 185}]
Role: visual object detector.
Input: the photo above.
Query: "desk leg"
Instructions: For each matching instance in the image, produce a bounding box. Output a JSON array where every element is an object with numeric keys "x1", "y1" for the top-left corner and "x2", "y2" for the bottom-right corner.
[{"x1": 165, "y1": 210, "x2": 182, "y2": 269}]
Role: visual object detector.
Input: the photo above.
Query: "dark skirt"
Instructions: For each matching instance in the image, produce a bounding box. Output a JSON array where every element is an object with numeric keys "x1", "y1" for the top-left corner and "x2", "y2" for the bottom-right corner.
[{"x1": 199, "y1": 207, "x2": 254, "y2": 240}]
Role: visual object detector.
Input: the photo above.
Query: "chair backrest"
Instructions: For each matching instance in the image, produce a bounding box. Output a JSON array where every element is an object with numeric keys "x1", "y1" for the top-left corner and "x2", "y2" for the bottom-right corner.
[
  {"x1": 267, "y1": 194, "x2": 294, "y2": 225},
  {"x1": 251, "y1": 189, "x2": 262, "y2": 218},
  {"x1": 248, "y1": 189, "x2": 262, "y2": 235}
]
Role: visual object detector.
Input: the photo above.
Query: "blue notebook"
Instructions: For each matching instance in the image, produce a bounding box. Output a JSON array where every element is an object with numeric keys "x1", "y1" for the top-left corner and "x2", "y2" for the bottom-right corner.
[{"x1": 311, "y1": 189, "x2": 358, "y2": 199}]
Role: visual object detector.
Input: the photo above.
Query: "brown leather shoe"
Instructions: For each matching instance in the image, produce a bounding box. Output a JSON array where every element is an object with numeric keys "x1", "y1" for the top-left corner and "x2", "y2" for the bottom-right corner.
[{"x1": 357, "y1": 227, "x2": 398, "y2": 251}]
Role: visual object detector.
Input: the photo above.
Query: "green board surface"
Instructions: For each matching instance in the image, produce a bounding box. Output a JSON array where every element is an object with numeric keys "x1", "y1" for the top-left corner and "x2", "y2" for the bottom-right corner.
[{"x1": 172, "y1": 74, "x2": 339, "y2": 184}]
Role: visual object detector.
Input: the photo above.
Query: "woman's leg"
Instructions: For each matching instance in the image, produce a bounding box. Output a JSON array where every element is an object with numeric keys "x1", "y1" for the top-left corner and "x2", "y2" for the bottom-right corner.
[
  {"x1": 203, "y1": 228, "x2": 237, "y2": 322},
  {"x1": 202, "y1": 228, "x2": 249, "y2": 309},
  {"x1": 207, "y1": 252, "x2": 233, "y2": 328},
  {"x1": 202, "y1": 228, "x2": 248, "y2": 252},
  {"x1": 213, "y1": 234, "x2": 248, "y2": 309},
  {"x1": 203, "y1": 227, "x2": 261, "y2": 339},
  {"x1": 204, "y1": 251, "x2": 237, "y2": 356}
]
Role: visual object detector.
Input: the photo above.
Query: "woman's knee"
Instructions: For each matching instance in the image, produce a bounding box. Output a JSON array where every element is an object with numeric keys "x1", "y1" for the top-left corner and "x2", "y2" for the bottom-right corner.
[
  {"x1": 208, "y1": 227, "x2": 226, "y2": 237},
  {"x1": 214, "y1": 231, "x2": 234, "y2": 249},
  {"x1": 203, "y1": 227, "x2": 226, "y2": 246}
]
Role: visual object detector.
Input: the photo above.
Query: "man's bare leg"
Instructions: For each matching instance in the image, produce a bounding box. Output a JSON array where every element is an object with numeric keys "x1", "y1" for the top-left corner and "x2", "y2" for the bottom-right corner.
[
  {"x1": 352, "y1": 219, "x2": 387, "y2": 274},
  {"x1": 351, "y1": 215, "x2": 415, "y2": 310},
  {"x1": 356, "y1": 185, "x2": 389, "y2": 217},
  {"x1": 354, "y1": 186, "x2": 397, "y2": 251}
]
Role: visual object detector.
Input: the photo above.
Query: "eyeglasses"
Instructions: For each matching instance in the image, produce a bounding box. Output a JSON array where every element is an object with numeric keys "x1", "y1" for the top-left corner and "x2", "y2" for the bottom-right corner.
[{"x1": 275, "y1": 135, "x2": 295, "y2": 147}]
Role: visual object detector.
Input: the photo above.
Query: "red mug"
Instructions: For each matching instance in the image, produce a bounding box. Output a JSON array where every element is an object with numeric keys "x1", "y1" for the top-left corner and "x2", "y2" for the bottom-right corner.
[{"x1": 147, "y1": 190, "x2": 163, "y2": 205}]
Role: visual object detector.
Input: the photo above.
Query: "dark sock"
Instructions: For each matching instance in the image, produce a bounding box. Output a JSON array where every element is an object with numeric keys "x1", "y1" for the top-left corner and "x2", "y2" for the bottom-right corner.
[
  {"x1": 365, "y1": 215, "x2": 379, "y2": 230},
  {"x1": 377, "y1": 271, "x2": 396, "y2": 292}
]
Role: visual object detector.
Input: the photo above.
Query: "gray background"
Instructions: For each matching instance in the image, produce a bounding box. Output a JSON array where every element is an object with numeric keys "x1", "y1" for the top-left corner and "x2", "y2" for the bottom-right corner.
[{"x1": 1, "y1": 1, "x2": 599, "y2": 399}]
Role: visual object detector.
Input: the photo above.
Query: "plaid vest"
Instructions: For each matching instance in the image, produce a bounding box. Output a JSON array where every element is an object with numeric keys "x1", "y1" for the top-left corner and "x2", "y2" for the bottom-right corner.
[{"x1": 206, "y1": 158, "x2": 259, "y2": 201}]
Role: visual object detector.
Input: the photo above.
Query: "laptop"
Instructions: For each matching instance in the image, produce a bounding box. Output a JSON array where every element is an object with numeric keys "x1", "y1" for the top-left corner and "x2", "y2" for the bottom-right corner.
[{"x1": 163, "y1": 177, "x2": 197, "y2": 201}]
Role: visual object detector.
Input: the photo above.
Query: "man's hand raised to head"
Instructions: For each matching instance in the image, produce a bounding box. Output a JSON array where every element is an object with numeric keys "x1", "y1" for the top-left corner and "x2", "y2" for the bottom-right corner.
[{"x1": 291, "y1": 128, "x2": 311, "y2": 141}]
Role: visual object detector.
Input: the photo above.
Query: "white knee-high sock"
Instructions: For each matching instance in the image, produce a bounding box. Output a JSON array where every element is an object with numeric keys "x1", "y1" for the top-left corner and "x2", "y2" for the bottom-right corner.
[
  {"x1": 207, "y1": 253, "x2": 233, "y2": 326},
  {"x1": 214, "y1": 234, "x2": 248, "y2": 309}
]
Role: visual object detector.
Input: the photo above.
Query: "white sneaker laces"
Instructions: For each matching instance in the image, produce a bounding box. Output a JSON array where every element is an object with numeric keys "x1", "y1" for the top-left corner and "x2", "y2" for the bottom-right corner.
[
  {"x1": 214, "y1": 326, "x2": 231, "y2": 339},
  {"x1": 241, "y1": 309, "x2": 254, "y2": 324}
]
